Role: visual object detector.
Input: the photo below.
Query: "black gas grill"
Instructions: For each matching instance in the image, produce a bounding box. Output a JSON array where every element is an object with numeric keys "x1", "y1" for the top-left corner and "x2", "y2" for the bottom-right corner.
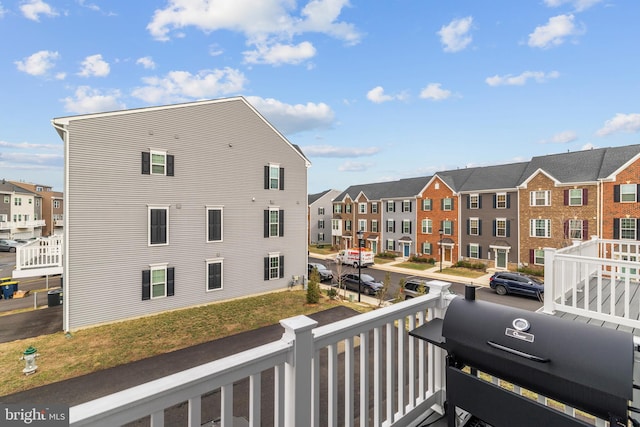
[{"x1": 410, "y1": 286, "x2": 635, "y2": 427}]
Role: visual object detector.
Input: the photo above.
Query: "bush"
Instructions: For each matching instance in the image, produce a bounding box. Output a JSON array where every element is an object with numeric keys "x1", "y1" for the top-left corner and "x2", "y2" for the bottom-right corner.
[
  {"x1": 454, "y1": 260, "x2": 487, "y2": 271},
  {"x1": 306, "y1": 269, "x2": 321, "y2": 304},
  {"x1": 518, "y1": 266, "x2": 544, "y2": 277},
  {"x1": 376, "y1": 252, "x2": 397, "y2": 259},
  {"x1": 326, "y1": 287, "x2": 338, "y2": 299},
  {"x1": 409, "y1": 255, "x2": 434, "y2": 264}
]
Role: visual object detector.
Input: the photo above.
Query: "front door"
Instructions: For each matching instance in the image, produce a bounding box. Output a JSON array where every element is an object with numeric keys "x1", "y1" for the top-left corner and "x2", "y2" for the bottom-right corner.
[
  {"x1": 404, "y1": 244, "x2": 410, "y2": 257},
  {"x1": 371, "y1": 241, "x2": 378, "y2": 254},
  {"x1": 496, "y1": 249, "x2": 507, "y2": 269}
]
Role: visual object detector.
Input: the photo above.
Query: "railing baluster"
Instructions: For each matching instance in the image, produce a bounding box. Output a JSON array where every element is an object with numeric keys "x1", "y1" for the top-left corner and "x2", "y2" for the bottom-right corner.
[
  {"x1": 328, "y1": 343, "x2": 338, "y2": 427},
  {"x1": 249, "y1": 374, "x2": 260, "y2": 427},
  {"x1": 397, "y1": 316, "x2": 405, "y2": 417},
  {"x1": 221, "y1": 384, "x2": 233, "y2": 426},
  {"x1": 373, "y1": 326, "x2": 382, "y2": 427},
  {"x1": 188, "y1": 396, "x2": 201, "y2": 427},
  {"x1": 345, "y1": 337, "x2": 354, "y2": 427},
  {"x1": 359, "y1": 331, "x2": 369, "y2": 427},
  {"x1": 386, "y1": 321, "x2": 395, "y2": 423},
  {"x1": 150, "y1": 410, "x2": 164, "y2": 427}
]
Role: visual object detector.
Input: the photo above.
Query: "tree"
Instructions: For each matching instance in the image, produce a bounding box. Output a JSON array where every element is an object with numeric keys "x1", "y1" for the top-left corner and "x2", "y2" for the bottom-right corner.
[
  {"x1": 377, "y1": 271, "x2": 392, "y2": 307},
  {"x1": 306, "y1": 267, "x2": 321, "y2": 304}
]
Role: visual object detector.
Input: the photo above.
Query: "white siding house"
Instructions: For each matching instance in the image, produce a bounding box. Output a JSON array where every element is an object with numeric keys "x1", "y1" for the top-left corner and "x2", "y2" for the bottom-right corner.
[{"x1": 52, "y1": 97, "x2": 310, "y2": 331}]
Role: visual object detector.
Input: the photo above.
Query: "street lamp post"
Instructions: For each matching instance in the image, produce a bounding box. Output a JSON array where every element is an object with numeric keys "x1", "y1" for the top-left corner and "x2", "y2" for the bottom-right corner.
[
  {"x1": 357, "y1": 230, "x2": 363, "y2": 302},
  {"x1": 439, "y1": 229, "x2": 444, "y2": 272}
]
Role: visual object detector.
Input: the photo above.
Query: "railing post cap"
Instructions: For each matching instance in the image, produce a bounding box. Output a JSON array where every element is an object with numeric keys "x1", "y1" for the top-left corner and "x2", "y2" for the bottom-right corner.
[{"x1": 280, "y1": 315, "x2": 317, "y2": 334}]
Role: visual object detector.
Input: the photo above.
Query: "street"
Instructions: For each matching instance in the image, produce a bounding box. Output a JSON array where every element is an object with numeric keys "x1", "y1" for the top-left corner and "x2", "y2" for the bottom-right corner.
[{"x1": 310, "y1": 255, "x2": 544, "y2": 312}]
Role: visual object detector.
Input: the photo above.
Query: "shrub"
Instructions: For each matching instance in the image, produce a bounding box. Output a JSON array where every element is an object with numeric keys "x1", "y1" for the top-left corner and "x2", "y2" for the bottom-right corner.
[
  {"x1": 376, "y1": 252, "x2": 397, "y2": 259},
  {"x1": 518, "y1": 266, "x2": 544, "y2": 277},
  {"x1": 408, "y1": 255, "x2": 433, "y2": 264},
  {"x1": 306, "y1": 269, "x2": 321, "y2": 304},
  {"x1": 454, "y1": 260, "x2": 487, "y2": 271},
  {"x1": 326, "y1": 287, "x2": 338, "y2": 299}
]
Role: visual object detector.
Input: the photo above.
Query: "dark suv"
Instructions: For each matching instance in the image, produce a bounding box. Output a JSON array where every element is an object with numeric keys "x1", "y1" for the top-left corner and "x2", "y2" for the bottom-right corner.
[
  {"x1": 308, "y1": 263, "x2": 334, "y2": 282},
  {"x1": 489, "y1": 272, "x2": 544, "y2": 300}
]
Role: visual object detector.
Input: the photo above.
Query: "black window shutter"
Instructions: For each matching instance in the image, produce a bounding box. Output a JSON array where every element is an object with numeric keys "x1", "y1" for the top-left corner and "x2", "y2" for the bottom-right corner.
[
  {"x1": 564, "y1": 220, "x2": 569, "y2": 239},
  {"x1": 506, "y1": 195, "x2": 511, "y2": 209},
  {"x1": 529, "y1": 249, "x2": 535, "y2": 264},
  {"x1": 583, "y1": 220, "x2": 588, "y2": 240},
  {"x1": 583, "y1": 189, "x2": 588, "y2": 205},
  {"x1": 264, "y1": 210, "x2": 269, "y2": 238},
  {"x1": 279, "y1": 210, "x2": 284, "y2": 236},
  {"x1": 409, "y1": 202, "x2": 412, "y2": 212},
  {"x1": 142, "y1": 270, "x2": 150, "y2": 300},
  {"x1": 279, "y1": 168, "x2": 285, "y2": 190},
  {"x1": 142, "y1": 152, "x2": 150, "y2": 175},
  {"x1": 613, "y1": 218, "x2": 620, "y2": 239},
  {"x1": 264, "y1": 257, "x2": 270, "y2": 280},
  {"x1": 166, "y1": 155, "x2": 174, "y2": 176},
  {"x1": 451, "y1": 198, "x2": 454, "y2": 210},
  {"x1": 167, "y1": 267, "x2": 175, "y2": 296},
  {"x1": 478, "y1": 220, "x2": 482, "y2": 236},
  {"x1": 614, "y1": 185, "x2": 620, "y2": 202},
  {"x1": 466, "y1": 219, "x2": 470, "y2": 235},
  {"x1": 466, "y1": 196, "x2": 470, "y2": 209},
  {"x1": 478, "y1": 195, "x2": 482, "y2": 209},
  {"x1": 466, "y1": 245, "x2": 470, "y2": 257},
  {"x1": 637, "y1": 185, "x2": 640, "y2": 202},
  {"x1": 506, "y1": 220, "x2": 510, "y2": 237},
  {"x1": 393, "y1": 221, "x2": 396, "y2": 233},
  {"x1": 492, "y1": 194, "x2": 496, "y2": 208},
  {"x1": 479, "y1": 246, "x2": 482, "y2": 257},
  {"x1": 264, "y1": 166, "x2": 269, "y2": 189},
  {"x1": 637, "y1": 219, "x2": 640, "y2": 239},
  {"x1": 409, "y1": 222, "x2": 412, "y2": 234},
  {"x1": 441, "y1": 199, "x2": 444, "y2": 210},
  {"x1": 564, "y1": 190, "x2": 569, "y2": 206},
  {"x1": 279, "y1": 255, "x2": 284, "y2": 278},
  {"x1": 492, "y1": 220, "x2": 496, "y2": 237}
]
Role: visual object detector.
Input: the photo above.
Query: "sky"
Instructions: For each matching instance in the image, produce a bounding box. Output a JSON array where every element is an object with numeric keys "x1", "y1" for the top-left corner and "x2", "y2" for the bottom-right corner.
[{"x1": 1, "y1": 0, "x2": 639, "y2": 194}]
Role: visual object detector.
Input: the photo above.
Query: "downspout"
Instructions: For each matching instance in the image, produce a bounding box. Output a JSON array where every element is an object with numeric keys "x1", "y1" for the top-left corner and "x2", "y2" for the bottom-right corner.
[{"x1": 51, "y1": 120, "x2": 70, "y2": 333}]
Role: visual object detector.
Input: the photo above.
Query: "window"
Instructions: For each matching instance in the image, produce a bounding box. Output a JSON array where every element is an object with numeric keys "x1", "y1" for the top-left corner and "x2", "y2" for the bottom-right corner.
[
  {"x1": 387, "y1": 201, "x2": 395, "y2": 212},
  {"x1": 402, "y1": 220, "x2": 411, "y2": 234},
  {"x1": 469, "y1": 244, "x2": 479, "y2": 259},
  {"x1": 442, "y1": 198, "x2": 453, "y2": 211},
  {"x1": 359, "y1": 203, "x2": 367, "y2": 214},
  {"x1": 386, "y1": 220, "x2": 395, "y2": 233},
  {"x1": 620, "y1": 218, "x2": 637, "y2": 240},
  {"x1": 334, "y1": 204, "x2": 342, "y2": 214},
  {"x1": 422, "y1": 242, "x2": 432, "y2": 255},
  {"x1": 0, "y1": 214, "x2": 7, "y2": 222},
  {"x1": 421, "y1": 219, "x2": 432, "y2": 234},
  {"x1": 54, "y1": 200, "x2": 61, "y2": 208},
  {"x1": 332, "y1": 219, "x2": 340, "y2": 231},
  {"x1": 264, "y1": 164, "x2": 284, "y2": 190},
  {"x1": 28, "y1": 198, "x2": 32, "y2": 204},
  {"x1": 318, "y1": 207, "x2": 325, "y2": 215},
  {"x1": 264, "y1": 209, "x2": 284, "y2": 237},
  {"x1": 358, "y1": 219, "x2": 367, "y2": 232},
  {"x1": 142, "y1": 151, "x2": 174, "y2": 176},
  {"x1": 3, "y1": 196, "x2": 8, "y2": 203},
  {"x1": 207, "y1": 259, "x2": 223, "y2": 291},
  {"x1": 469, "y1": 194, "x2": 479, "y2": 209},
  {"x1": 469, "y1": 218, "x2": 479, "y2": 236},
  {"x1": 36, "y1": 186, "x2": 43, "y2": 191},
  {"x1": 566, "y1": 219, "x2": 584, "y2": 240},
  {"x1": 530, "y1": 219, "x2": 551, "y2": 238},
  {"x1": 371, "y1": 203, "x2": 378, "y2": 214},
  {"x1": 345, "y1": 203, "x2": 352, "y2": 213},
  {"x1": 422, "y1": 199, "x2": 432, "y2": 211},
  {"x1": 149, "y1": 207, "x2": 168, "y2": 245},
  {"x1": 207, "y1": 207, "x2": 223, "y2": 242},
  {"x1": 402, "y1": 200, "x2": 411, "y2": 212},
  {"x1": 371, "y1": 220, "x2": 378, "y2": 233},
  {"x1": 495, "y1": 193, "x2": 507, "y2": 209},
  {"x1": 533, "y1": 249, "x2": 545, "y2": 266},
  {"x1": 386, "y1": 239, "x2": 395, "y2": 251},
  {"x1": 345, "y1": 220, "x2": 352, "y2": 231},
  {"x1": 36, "y1": 199, "x2": 41, "y2": 207},
  {"x1": 318, "y1": 232, "x2": 325, "y2": 241},
  {"x1": 495, "y1": 219, "x2": 507, "y2": 237},
  {"x1": 619, "y1": 184, "x2": 637, "y2": 203},
  {"x1": 442, "y1": 220, "x2": 453, "y2": 235},
  {"x1": 142, "y1": 265, "x2": 174, "y2": 300},
  {"x1": 567, "y1": 189, "x2": 584, "y2": 206},
  {"x1": 264, "y1": 254, "x2": 284, "y2": 280},
  {"x1": 530, "y1": 190, "x2": 550, "y2": 206},
  {"x1": 318, "y1": 219, "x2": 325, "y2": 229},
  {"x1": 14, "y1": 198, "x2": 21, "y2": 206}
]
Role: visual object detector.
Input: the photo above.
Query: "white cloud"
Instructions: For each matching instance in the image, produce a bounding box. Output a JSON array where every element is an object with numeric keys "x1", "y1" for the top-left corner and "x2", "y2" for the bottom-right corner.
[
  {"x1": 78, "y1": 54, "x2": 110, "y2": 77},
  {"x1": 244, "y1": 41, "x2": 316, "y2": 65},
  {"x1": 540, "y1": 130, "x2": 577, "y2": 144},
  {"x1": 366, "y1": 86, "x2": 407, "y2": 104},
  {"x1": 246, "y1": 96, "x2": 335, "y2": 135},
  {"x1": 485, "y1": 70, "x2": 560, "y2": 86},
  {"x1": 15, "y1": 50, "x2": 59, "y2": 76},
  {"x1": 146, "y1": 0, "x2": 361, "y2": 65},
  {"x1": 62, "y1": 86, "x2": 125, "y2": 114},
  {"x1": 132, "y1": 67, "x2": 246, "y2": 104},
  {"x1": 528, "y1": 14, "x2": 582, "y2": 48},
  {"x1": 136, "y1": 56, "x2": 156, "y2": 69},
  {"x1": 419, "y1": 83, "x2": 452, "y2": 101},
  {"x1": 300, "y1": 145, "x2": 380, "y2": 158},
  {"x1": 437, "y1": 16, "x2": 473, "y2": 53},
  {"x1": 544, "y1": 0, "x2": 602, "y2": 12},
  {"x1": 0, "y1": 3, "x2": 6, "y2": 18},
  {"x1": 0, "y1": 140, "x2": 62, "y2": 151},
  {"x1": 338, "y1": 161, "x2": 374, "y2": 172},
  {"x1": 20, "y1": 0, "x2": 57, "y2": 21},
  {"x1": 596, "y1": 113, "x2": 640, "y2": 136}
]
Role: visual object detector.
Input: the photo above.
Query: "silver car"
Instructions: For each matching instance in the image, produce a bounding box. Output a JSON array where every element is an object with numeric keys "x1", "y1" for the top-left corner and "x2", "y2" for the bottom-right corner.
[{"x1": 0, "y1": 239, "x2": 22, "y2": 253}]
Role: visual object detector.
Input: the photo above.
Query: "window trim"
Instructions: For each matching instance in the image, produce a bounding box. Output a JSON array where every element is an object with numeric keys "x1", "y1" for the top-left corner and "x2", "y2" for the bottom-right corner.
[
  {"x1": 620, "y1": 184, "x2": 637, "y2": 203},
  {"x1": 469, "y1": 243, "x2": 479, "y2": 259},
  {"x1": 359, "y1": 203, "x2": 367, "y2": 214},
  {"x1": 469, "y1": 218, "x2": 480, "y2": 236},
  {"x1": 530, "y1": 218, "x2": 551, "y2": 238},
  {"x1": 469, "y1": 194, "x2": 479, "y2": 209},
  {"x1": 264, "y1": 253, "x2": 284, "y2": 281},
  {"x1": 530, "y1": 190, "x2": 550, "y2": 207},
  {"x1": 568, "y1": 189, "x2": 584, "y2": 206},
  {"x1": 206, "y1": 206, "x2": 223, "y2": 243},
  {"x1": 206, "y1": 258, "x2": 223, "y2": 292}
]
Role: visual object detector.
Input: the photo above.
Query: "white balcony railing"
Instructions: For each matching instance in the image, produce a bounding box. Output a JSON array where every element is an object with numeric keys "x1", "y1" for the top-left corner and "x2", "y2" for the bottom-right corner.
[
  {"x1": 543, "y1": 236, "x2": 640, "y2": 329},
  {"x1": 70, "y1": 283, "x2": 454, "y2": 427},
  {"x1": 13, "y1": 236, "x2": 64, "y2": 278}
]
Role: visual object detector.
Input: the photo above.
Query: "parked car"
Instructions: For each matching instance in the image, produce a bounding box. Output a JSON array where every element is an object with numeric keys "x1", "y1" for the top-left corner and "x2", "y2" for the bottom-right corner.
[
  {"x1": 401, "y1": 277, "x2": 430, "y2": 300},
  {"x1": 339, "y1": 273, "x2": 383, "y2": 296},
  {"x1": 0, "y1": 239, "x2": 23, "y2": 253},
  {"x1": 308, "y1": 262, "x2": 334, "y2": 282},
  {"x1": 489, "y1": 272, "x2": 544, "y2": 300}
]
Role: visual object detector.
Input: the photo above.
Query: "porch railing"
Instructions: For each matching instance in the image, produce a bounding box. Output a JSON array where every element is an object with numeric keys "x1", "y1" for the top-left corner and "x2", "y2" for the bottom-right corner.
[
  {"x1": 13, "y1": 236, "x2": 64, "y2": 278},
  {"x1": 70, "y1": 282, "x2": 454, "y2": 427},
  {"x1": 543, "y1": 237, "x2": 640, "y2": 329}
]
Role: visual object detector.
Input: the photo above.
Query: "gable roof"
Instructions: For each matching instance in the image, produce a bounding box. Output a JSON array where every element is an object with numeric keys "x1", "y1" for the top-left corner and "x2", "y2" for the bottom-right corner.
[
  {"x1": 335, "y1": 176, "x2": 431, "y2": 202},
  {"x1": 0, "y1": 180, "x2": 37, "y2": 196},
  {"x1": 308, "y1": 189, "x2": 339, "y2": 205},
  {"x1": 457, "y1": 162, "x2": 530, "y2": 192}
]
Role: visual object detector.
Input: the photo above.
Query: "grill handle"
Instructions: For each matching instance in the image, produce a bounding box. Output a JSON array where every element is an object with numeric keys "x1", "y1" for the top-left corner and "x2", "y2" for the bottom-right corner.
[{"x1": 487, "y1": 341, "x2": 550, "y2": 363}]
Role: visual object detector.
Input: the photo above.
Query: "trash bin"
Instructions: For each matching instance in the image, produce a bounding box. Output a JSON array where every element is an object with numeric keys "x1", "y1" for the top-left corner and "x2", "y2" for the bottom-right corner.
[
  {"x1": 8, "y1": 281, "x2": 18, "y2": 296},
  {"x1": 1, "y1": 284, "x2": 12, "y2": 300},
  {"x1": 48, "y1": 289, "x2": 63, "y2": 307}
]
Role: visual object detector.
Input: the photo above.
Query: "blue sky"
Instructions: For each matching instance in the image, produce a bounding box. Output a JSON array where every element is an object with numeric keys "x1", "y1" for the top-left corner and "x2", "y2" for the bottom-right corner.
[{"x1": 1, "y1": 0, "x2": 639, "y2": 193}]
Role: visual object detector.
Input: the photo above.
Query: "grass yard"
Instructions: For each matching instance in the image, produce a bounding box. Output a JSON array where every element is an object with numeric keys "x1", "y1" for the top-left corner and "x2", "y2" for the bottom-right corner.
[
  {"x1": 1, "y1": 290, "x2": 363, "y2": 397},
  {"x1": 439, "y1": 267, "x2": 487, "y2": 278},
  {"x1": 396, "y1": 261, "x2": 433, "y2": 271}
]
